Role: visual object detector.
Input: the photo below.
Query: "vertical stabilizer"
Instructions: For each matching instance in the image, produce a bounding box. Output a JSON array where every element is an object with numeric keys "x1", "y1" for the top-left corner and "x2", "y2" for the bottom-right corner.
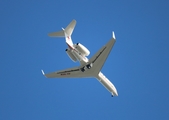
[
  {"x1": 64, "y1": 20, "x2": 76, "y2": 36},
  {"x1": 64, "y1": 20, "x2": 76, "y2": 47},
  {"x1": 48, "y1": 20, "x2": 76, "y2": 47},
  {"x1": 48, "y1": 30, "x2": 65, "y2": 37}
]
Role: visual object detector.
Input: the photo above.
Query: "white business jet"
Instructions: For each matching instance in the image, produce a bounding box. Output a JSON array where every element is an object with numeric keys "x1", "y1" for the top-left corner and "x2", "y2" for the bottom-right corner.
[{"x1": 42, "y1": 20, "x2": 118, "y2": 97}]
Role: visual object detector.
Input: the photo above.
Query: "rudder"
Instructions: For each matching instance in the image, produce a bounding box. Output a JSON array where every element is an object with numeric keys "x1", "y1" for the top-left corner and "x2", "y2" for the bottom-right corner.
[{"x1": 64, "y1": 19, "x2": 76, "y2": 36}]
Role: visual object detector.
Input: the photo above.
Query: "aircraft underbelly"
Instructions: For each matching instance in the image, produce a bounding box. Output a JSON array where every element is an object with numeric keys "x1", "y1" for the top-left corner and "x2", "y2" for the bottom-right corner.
[
  {"x1": 72, "y1": 50, "x2": 83, "y2": 61},
  {"x1": 72, "y1": 50, "x2": 88, "y2": 63}
]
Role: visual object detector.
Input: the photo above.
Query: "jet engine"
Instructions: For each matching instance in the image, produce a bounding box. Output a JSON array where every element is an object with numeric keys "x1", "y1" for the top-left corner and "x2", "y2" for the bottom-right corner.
[
  {"x1": 65, "y1": 49, "x2": 77, "y2": 62},
  {"x1": 74, "y1": 43, "x2": 90, "y2": 56}
]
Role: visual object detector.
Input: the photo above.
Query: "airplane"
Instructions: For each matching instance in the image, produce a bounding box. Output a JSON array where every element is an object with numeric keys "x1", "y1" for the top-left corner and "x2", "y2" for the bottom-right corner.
[{"x1": 41, "y1": 20, "x2": 118, "y2": 97}]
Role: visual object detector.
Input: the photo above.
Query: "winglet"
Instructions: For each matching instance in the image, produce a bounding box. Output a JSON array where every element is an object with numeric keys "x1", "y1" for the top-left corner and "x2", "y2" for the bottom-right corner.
[
  {"x1": 112, "y1": 31, "x2": 116, "y2": 39},
  {"x1": 41, "y1": 70, "x2": 45, "y2": 75}
]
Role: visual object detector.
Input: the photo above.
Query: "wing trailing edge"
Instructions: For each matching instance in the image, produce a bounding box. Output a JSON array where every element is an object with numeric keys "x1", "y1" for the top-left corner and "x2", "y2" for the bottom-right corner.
[{"x1": 41, "y1": 32, "x2": 116, "y2": 78}]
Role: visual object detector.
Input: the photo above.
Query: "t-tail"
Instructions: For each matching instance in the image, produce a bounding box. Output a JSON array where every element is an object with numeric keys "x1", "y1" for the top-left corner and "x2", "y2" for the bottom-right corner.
[{"x1": 48, "y1": 20, "x2": 76, "y2": 47}]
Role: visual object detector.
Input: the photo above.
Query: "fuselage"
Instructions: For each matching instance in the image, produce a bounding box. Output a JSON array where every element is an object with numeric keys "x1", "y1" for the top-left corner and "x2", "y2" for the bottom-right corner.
[{"x1": 96, "y1": 72, "x2": 118, "y2": 96}]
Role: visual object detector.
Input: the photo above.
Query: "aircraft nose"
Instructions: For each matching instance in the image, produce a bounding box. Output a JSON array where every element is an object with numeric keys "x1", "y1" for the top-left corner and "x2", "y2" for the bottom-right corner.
[
  {"x1": 113, "y1": 90, "x2": 118, "y2": 96},
  {"x1": 115, "y1": 92, "x2": 118, "y2": 96}
]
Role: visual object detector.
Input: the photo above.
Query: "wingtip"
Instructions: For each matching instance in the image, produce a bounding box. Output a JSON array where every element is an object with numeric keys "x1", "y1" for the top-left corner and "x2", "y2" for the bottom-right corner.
[
  {"x1": 41, "y1": 70, "x2": 45, "y2": 75},
  {"x1": 112, "y1": 31, "x2": 116, "y2": 39}
]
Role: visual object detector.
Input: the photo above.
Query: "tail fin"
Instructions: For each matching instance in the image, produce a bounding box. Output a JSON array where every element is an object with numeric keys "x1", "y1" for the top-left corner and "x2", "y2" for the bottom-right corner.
[
  {"x1": 48, "y1": 20, "x2": 76, "y2": 47},
  {"x1": 64, "y1": 20, "x2": 76, "y2": 36},
  {"x1": 48, "y1": 20, "x2": 76, "y2": 37}
]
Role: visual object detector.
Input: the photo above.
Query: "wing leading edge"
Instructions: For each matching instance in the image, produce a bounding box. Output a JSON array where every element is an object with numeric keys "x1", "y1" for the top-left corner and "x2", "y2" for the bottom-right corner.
[
  {"x1": 88, "y1": 32, "x2": 116, "y2": 75},
  {"x1": 41, "y1": 67, "x2": 93, "y2": 78},
  {"x1": 42, "y1": 32, "x2": 116, "y2": 78}
]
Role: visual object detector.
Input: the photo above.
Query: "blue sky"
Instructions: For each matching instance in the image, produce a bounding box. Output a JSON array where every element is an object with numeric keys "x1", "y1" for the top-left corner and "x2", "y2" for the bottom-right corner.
[{"x1": 1, "y1": 0, "x2": 169, "y2": 120}]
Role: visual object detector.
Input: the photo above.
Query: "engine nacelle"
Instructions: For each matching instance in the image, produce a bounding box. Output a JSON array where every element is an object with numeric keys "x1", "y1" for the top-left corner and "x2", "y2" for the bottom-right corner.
[
  {"x1": 74, "y1": 43, "x2": 90, "y2": 56},
  {"x1": 65, "y1": 49, "x2": 77, "y2": 62}
]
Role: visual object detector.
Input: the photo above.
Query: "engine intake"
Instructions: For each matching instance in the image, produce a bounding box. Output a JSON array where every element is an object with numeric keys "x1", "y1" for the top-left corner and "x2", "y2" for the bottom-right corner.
[{"x1": 66, "y1": 49, "x2": 77, "y2": 62}]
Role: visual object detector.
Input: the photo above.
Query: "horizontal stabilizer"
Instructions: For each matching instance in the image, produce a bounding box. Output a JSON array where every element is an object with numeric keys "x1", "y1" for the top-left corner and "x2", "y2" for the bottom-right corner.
[{"x1": 48, "y1": 30, "x2": 64, "y2": 37}]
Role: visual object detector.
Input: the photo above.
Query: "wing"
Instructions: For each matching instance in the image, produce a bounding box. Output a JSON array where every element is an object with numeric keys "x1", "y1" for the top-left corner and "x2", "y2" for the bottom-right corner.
[
  {"x1": 42, "y1": 32, "x2": 116, "y2": 78},
  {"x1": 89, "y1": 32, "x2": 116, "y2": 74},
  {"x1": 41, "y1": 66, "x2": 93, "y2": 78}
]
